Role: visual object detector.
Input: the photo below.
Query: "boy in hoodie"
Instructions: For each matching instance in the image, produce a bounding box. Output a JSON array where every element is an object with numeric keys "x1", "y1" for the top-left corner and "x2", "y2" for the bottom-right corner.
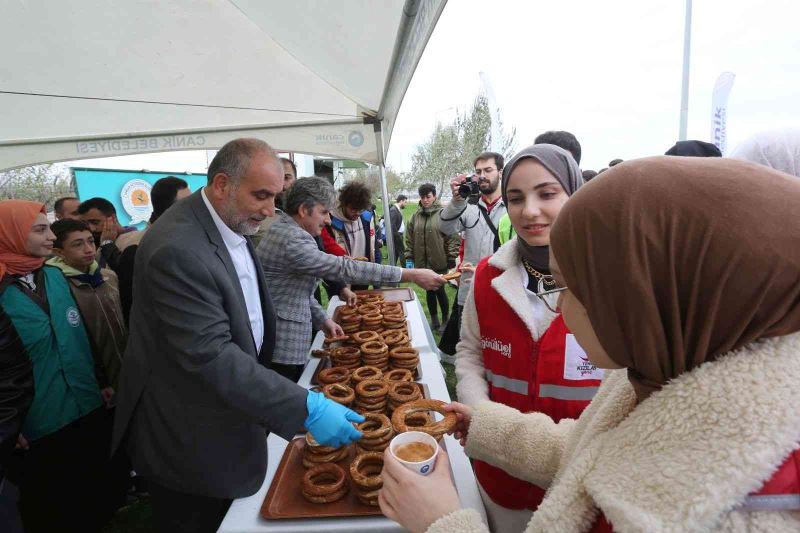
[{"x1": 48, "y1": 219, "x2": 126, "y2": 406}]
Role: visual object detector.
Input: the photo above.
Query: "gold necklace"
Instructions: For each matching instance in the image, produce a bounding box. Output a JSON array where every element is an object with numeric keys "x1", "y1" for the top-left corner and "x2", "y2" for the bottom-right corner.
[{"x1": 521, "y1": 259, "x2": 556, "y2": 287}]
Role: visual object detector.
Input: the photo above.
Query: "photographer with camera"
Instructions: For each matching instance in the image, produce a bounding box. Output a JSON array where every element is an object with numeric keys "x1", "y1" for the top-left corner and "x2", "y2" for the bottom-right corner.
[{"x1": 438, "y1": 152, "x2": 507, "y2": 358}]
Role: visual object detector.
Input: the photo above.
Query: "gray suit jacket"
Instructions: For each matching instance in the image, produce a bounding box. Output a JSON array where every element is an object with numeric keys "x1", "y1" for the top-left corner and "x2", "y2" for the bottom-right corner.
[
  {"x1": 256, "y1": 213, "x2": 402, "y2": 365},
  {"x1": 111, "y1": 191, "x2": 308, "y2": 499}
]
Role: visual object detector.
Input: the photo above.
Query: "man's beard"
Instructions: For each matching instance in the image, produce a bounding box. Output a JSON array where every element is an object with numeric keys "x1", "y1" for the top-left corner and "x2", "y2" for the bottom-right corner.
[
  {"x1": 219, "y1": 191, "x2": 262, "y2": 235},
  {"x1": 222, "y1": 209, "x2": 261, "y2": 235},
  {"x1": 479, "y1": 177, "x2": 499, "y2": 195},
  {"x1": 275, "y1": 191, "x2": 286, "y2": 211}
]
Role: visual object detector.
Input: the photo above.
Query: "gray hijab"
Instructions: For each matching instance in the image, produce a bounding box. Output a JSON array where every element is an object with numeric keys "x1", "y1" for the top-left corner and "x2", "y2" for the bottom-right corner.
[{"x1": 501, "y1": 143, "x2": 583, "y2": 271}]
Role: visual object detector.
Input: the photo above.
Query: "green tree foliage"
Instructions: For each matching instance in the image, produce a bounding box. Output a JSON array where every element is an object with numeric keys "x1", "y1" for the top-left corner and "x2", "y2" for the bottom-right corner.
[
  {"x1": 409, "y1": 95, "x2": 516, "y2": 196},
  {"x1": 409, "y1": 122, "x2": 461, "y2": 199},
  {"x1": 342, "y1": 166, "x2": 414, "y2": 199},
  {"x1": 0, "y1": 164, "x2": 74, "y2": 209}
]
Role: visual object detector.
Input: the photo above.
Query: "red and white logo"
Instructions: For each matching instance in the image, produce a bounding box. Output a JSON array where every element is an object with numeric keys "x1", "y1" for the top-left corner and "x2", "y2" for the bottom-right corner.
[
  {"x1": 481, "y1": 337, "x2": 512, "y2": 358},
  {"x1": 563, "y1": 334, "x2": 604, "y2": 380}
]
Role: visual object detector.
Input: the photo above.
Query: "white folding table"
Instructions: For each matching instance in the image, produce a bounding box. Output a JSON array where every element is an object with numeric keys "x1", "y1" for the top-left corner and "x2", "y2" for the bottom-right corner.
[{"x1": 218, "y1": 295, "x2": 485, "y2": 532}]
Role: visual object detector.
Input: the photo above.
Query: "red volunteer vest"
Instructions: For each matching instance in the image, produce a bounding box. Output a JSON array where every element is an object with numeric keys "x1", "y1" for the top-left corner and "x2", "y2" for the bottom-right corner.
[
  {"x1": 589, "y1": 449, "x2": 800, "y2": 532},
  {"x1": 471, "y1": 258, "x2": 602, "y2": 510},
  {"x1": 743, "y1": 448, "x2": 800, "y2": 511}
]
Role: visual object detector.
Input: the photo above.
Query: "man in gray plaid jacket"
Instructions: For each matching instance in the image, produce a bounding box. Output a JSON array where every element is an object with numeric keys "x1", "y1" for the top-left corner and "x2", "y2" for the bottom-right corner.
[{"x1": 256, "y1": 177, "x2": 445, "y2": 381}]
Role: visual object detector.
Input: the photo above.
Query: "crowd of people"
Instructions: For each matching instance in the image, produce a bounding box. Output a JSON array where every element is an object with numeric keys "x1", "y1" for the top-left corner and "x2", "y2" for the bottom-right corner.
[
  {"x1": 0, "y1": 138, "x2": 445, "y2": 533},
  {"x1": 0, "y1": 127, "x2": 799, "y2": 533}
]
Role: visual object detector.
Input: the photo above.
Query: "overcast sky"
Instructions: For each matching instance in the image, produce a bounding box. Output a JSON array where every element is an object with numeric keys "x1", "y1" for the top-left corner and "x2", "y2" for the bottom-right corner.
[
  {"x1": 71, "y1": 0, "x2": 800, "y2": 175},
  {"x1": 387, "y1": 0, "x2": 800, "y2": 172}
]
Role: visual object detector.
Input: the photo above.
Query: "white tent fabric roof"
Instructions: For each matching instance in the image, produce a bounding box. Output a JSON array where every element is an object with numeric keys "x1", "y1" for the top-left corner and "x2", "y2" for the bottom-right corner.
[{"x1": 0, "y1": 0, "x2": 446, "y2": 171}]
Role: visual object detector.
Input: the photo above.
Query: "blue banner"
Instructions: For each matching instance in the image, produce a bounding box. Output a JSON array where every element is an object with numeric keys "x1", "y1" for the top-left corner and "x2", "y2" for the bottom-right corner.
[{"x1": 72, "y1": 168, "x2": 206, "y2": 229}]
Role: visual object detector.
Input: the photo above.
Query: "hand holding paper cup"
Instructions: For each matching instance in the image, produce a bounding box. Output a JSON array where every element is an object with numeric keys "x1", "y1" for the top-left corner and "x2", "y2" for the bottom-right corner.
[{"x1": 389, "y1": 431, "x2": 439, "y2": 476}]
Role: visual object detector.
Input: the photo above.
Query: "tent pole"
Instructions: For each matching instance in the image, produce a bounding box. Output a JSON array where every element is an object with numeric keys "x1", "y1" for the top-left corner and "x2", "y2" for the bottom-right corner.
[
  {"x1": 679, "y1": 0, "x2": 692, "y2": 141},
  {"x1": 374, "y1": 121, "x2": 396, "y2": 266},
  {"x1": 379, "y1": 164, "x2": 395, "y2": 266}
]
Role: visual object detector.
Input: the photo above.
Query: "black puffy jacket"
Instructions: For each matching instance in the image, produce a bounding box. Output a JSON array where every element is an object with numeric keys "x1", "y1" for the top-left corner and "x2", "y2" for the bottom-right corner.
[{"x1": 0, "y1": 282, "x2": 35, "y2": 478}]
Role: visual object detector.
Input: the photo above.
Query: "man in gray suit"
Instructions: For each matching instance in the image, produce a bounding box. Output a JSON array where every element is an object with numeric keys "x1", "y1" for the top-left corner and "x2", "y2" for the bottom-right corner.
[
  {"x1": 112, "y1": 139, "x2": 363, "y2": 533},
  {"x1": 258, "y1": 177, "x2": 445, "y2": 381}
]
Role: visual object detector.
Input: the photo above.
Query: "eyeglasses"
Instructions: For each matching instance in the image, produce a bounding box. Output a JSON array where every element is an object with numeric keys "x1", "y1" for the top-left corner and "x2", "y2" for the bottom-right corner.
[
  {"x1": 536, "y1": 280, "x2": 567, "y2": 314},
  {"x1": 474, "y1": 167, "x2": 497, "y2": 176}
]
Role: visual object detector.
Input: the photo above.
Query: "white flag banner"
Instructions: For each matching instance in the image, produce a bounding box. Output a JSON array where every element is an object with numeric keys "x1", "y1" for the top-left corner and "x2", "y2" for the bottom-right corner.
[
  {"x1": 479, "y1": 72, "x2": 503, "y2": 153},
  {"x1": 711, "y1": 72, "x2": 736, "y2": 153}
]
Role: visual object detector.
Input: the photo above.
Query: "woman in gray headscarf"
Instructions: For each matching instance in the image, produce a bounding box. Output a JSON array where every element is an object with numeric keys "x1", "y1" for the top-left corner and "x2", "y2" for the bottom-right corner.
[{"x1": 448, "y1": 144, "x2": 601, "y2": 532}]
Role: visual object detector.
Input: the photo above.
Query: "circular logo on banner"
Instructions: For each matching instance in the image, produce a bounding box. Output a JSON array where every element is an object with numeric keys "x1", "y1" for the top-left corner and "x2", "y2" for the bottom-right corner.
[
  {"x1": 66, "y1": 307, "x2": 81, "y2": 327},
  {"x1": 121, "y1": 179, "x2": 153, "y2": 225},
  {"x1": 348, "y1": 131, "x2": 364, "y2": 147}
]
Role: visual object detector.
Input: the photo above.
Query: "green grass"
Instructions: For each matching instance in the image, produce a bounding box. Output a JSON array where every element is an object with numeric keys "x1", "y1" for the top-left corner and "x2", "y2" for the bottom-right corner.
[{"x1": 374, "y1": 200, "x2": 422, "y2": 231}]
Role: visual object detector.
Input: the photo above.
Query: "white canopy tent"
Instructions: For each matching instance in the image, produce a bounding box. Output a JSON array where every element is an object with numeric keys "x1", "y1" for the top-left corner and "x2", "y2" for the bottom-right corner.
[{"x1": 0, "y1": 0, "x2": 447, "y2": 262}]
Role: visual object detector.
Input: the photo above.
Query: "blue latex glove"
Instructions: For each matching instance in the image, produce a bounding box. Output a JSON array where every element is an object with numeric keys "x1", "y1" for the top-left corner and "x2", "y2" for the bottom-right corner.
[
  {"x1": 405, "y1": 260, "x2": 414, "y2": 269},
  {"x1": 305, "y1": 391, "x2": 364, "y2": 447}
]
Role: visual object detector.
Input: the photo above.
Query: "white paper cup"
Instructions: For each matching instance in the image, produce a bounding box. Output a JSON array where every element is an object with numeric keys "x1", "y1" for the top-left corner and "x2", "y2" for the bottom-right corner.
[{"x1": 389, "y1": 431, "x2": 439, "y2": 476}]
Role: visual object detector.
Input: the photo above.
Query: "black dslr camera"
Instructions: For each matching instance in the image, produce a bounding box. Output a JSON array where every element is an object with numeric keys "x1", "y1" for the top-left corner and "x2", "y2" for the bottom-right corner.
[{"x1": 458, "y1": 175, "x2": 481, "y2": 204}]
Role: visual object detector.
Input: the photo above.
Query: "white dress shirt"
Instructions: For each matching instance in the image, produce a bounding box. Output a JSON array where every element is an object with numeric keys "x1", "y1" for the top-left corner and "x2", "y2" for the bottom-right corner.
[{"x1": 201, "y1": 188, "x2": 264, "y2": 352}]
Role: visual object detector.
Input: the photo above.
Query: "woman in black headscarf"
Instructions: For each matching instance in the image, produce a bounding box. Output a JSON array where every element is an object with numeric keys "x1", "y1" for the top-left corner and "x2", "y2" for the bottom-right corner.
[{"x1": 450, "y1": 144, "x2": 602, "y2": 531}]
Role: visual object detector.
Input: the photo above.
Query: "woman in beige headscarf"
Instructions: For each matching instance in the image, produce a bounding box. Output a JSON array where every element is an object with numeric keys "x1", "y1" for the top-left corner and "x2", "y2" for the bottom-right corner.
[{"x1": 378, "y1": 156, "x2": 800, "y2": 532}]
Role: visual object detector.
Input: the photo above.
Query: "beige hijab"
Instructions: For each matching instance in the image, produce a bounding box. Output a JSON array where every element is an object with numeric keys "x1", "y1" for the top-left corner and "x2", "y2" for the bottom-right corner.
[{"x1": 551, "y1": 156, "x2": 800, "y2": 402}]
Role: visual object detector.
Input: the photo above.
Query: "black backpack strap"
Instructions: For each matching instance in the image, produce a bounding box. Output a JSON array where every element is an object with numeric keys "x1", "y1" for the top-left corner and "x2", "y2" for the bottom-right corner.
[
  {"x1": 477, "y1": 204, "x2": 501, "y2": 253},
  {"x1": 440, "y1": 203, "x2": 468, "y2": 222}
]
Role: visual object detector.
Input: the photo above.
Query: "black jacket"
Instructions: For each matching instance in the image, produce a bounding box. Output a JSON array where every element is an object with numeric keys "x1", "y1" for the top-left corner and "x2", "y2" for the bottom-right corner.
[
  {"x1": 388, "y1": 204, "x2": 403, "y2": 237},
  {"x1": 0, "y1": 284, "x2": 35, "y2": 479}
]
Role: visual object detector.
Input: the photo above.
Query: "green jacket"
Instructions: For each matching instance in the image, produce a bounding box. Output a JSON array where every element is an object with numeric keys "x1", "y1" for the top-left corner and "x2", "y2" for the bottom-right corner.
[
  {"x1": 404, "y1": 201, "x2": 459, "y2": 273},
  {"x1": 0, "y1": 266, "x2": 102, "y2": 441},
  {"x1": 498, "y1": 213, "x2": 516, "y2": 245},
  {"x1": 47, "y1": 257, "x2": 127, "y2": 390}
]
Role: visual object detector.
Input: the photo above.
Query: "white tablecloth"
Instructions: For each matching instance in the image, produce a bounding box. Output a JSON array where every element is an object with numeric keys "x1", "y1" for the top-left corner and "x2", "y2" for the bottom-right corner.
[{"x1": 219, "y1": 295, "x2": 486, "y2": 532}]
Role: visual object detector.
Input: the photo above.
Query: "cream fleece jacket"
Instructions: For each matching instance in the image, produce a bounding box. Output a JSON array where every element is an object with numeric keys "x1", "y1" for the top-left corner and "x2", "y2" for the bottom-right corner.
[{"x1": 430, "y1": 333, "x2": 800, "y2": 532}]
